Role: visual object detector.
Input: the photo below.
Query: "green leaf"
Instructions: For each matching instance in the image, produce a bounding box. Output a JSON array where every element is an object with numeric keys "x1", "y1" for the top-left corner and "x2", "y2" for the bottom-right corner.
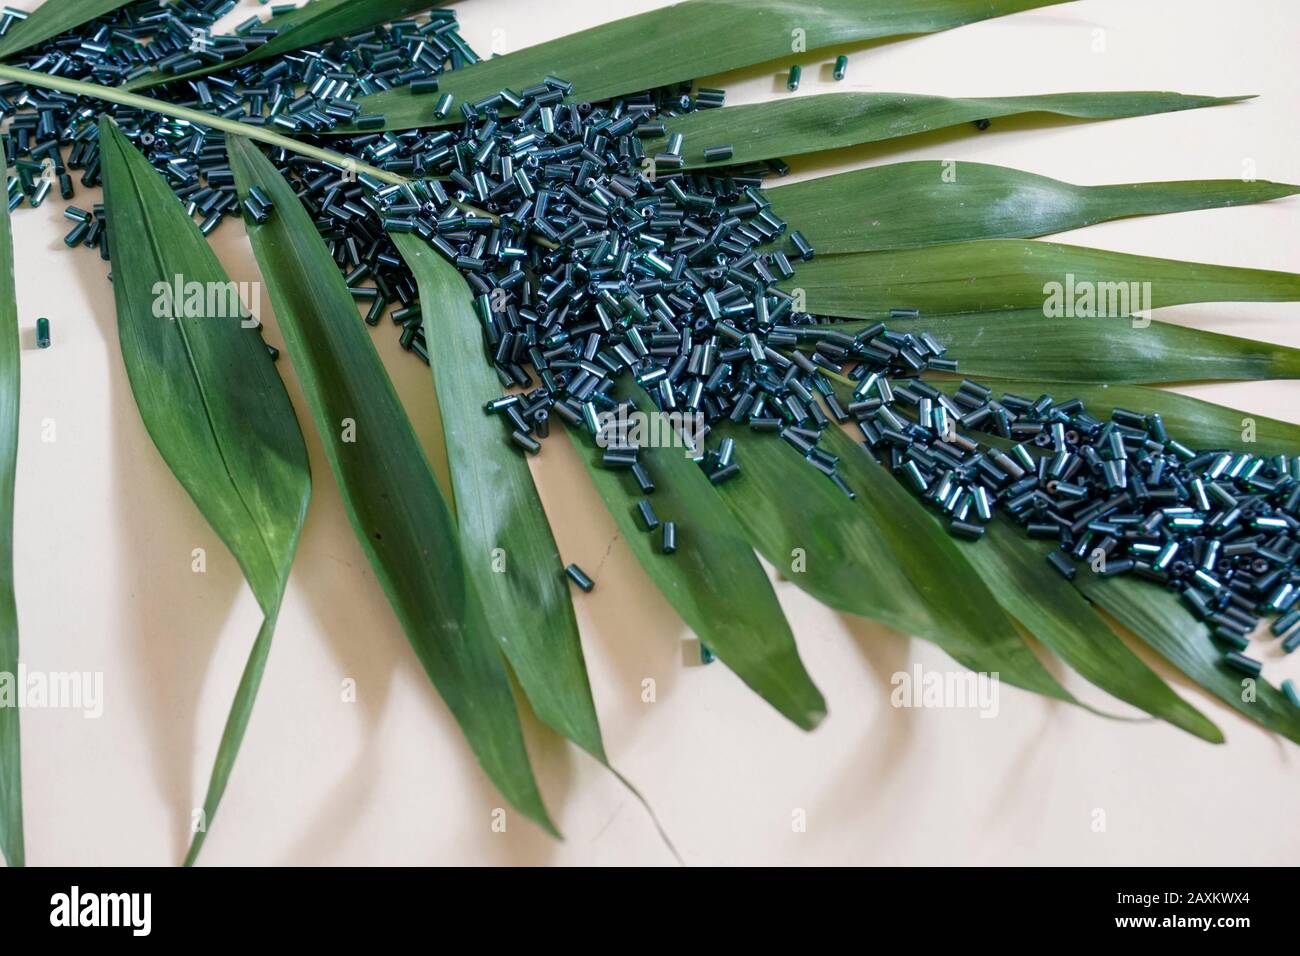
[
  {"x1": 343, "y1": 0, "x2": 1075, "y2": 132},
  {"x1": 718, "y1": 424, "x2": 1073, "y2": 701},
  {"x1": 654, "y1": 91, "x2": 1248, "y2": 169},
  {"x1": 0, "y1": 0, "x2": 133, "y2": 60},
  {"x1": 390, "y1": 233, "x2": 606, "y2": 762},
  {"x1": 1075, "y1": 573, "x2": 1300, "y2": 746},
  {"x1": 0, "y1": 169, "x2": 22, "y2": 868},
  {"x1": 98, "y1": 118, "x2": 312, "y2": 865},
  {"x1": 952, "y1": 521, "x2": 1221, "y2": 741},
  {"x1": 766, "y1": 162, "x2": 1300, "y2": 254},
  {"x1": 787, "y1": 240, "x2": 1300, "y2": 318},
  {"x1": 125, "y1": 0, "x2": 449, "y2": 92},
  {"x1": 564, "y1": 386, "x2": 827, "y2": 730},
  {"x1": 834, "y1": 312, "x2": 1300, "y2": 384},
  {"x1": 939, "y1": 378, "x2": 1300, "y2": 457},
  {"x1": 0, "y1": 65, "x2": 406, "y2": 186},
  {"x1": 225, "y1": 135, "x2": 556, "y2": 836}
]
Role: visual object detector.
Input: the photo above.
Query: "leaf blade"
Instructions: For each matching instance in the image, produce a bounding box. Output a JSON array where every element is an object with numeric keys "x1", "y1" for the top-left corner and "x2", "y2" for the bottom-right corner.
[
  {"x1": 789, "y1": 240, "x2": 1300, "y2": 318},
  {"x1": 767, "y1": 162, "x2": 1300, "y2": 254},
  {"x1": 939, "y1": 378, "x2": 1300, "y2": 457},
  {"x1": 0, "y1": 160, "x2": 22, "y2": 868},
  {"x1": 564, "y1": 387, "x2": 827, "y2": 730},
  {"x1": 955, "y1": 521, "x2": 1221, "y2": 741},
  {"x1": 720, "y1": 424, "x2": 1074, "y2": 701},
  {"x1": 225, "y1": 135, "x2": 556, "y2": 835},
  {"x1": 1075, "y1": 573, "x2": 1300, "y2": 745},
  {"x1": 0, "y1": 0, "x2": 133, "y2": 60},
  {"x1": 98, "y1": 117, "x2": 312, "y2": 863},
  {"x1": 125, "y1": 0, "x2": 449, "y2": 92},
  {"x1": 836, "y1": 312, "x2": 1300, "y2": 384},
  {"x1": 655, "y1": 91, "x2": 1249, "y2": 168},
  {"x1": 391, "y1": 233, "x2": 607, "y2": 762},
  {"x1": 346, "y1": 0, "x2": 1077, "y2": 132}
]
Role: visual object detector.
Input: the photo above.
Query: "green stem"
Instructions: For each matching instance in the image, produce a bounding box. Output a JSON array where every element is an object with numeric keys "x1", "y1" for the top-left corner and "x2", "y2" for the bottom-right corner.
[{"x1": 0, "y1": 64, "x2": 407, "y2": 185}]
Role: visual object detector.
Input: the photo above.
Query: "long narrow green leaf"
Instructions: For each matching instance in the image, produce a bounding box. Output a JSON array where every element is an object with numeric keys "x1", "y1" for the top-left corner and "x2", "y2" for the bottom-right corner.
[
  {"x1": 0, "y1": 0, "x2": 132, "y2": 60},
  {"x1": 125, "y1": 0, "x2": 448, "y2": 92},
  {"x1": 390, "y1": 233, "x2": 606, "y2": 762},
  {"x1": 1075, "y1": 573, "x2": 1300, "y2": 746},
  {"x1": 941, "y1": 378, "x2": 1300, "y2": 457},
  {"x1": 98, "y1": 118, "x2": 312, "y2": 865},
  {"x1": 655, "y1": 91, "x2": 1247, "y2": 169},
  {"x1": 767, "y1": 162, "x2": 1300, "y2": 254},
  {"x1": 0, "y1": 65, "x2": 406, "y2": 185},
  {"x1": 345, "y1": 0, "x2": 1075, "y2": 132},
  {"x1": 719, "y1": 425, "x2": 1073, "y2": 701},
  {"x1": 225, "y1": 135, "x2": 556, "y2": 835},
  {"x1": 954, "y1": 522, "x2": 1220, "y2": 740},
  {"x1": 834, "y1": 312, "x2": 1300, "y2": 384},
  {"x1": 788, "y1": 240, "x2": 1300, "y2": 318},
  {"x1": 564, "y1": 387, "x2": 827, "y2": 730},
  {"x1": 0, "y1": 168, "x2": 22, "y2": 868}
]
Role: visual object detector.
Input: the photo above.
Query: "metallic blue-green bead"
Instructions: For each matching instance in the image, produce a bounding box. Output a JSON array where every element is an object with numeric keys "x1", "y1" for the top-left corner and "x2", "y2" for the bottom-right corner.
[
  {"x1": 1154, "y1": 540, "x2": 1179, "y2": 570},
  {"x1": 510, "y1": 430, "x2": 540, "y2": 454},
  {"x1": 1046, "y1": 550, "x2": 1076, "y2": 580},
  {"x1": 1212, "y1": 627, "x2": 1249, "y2": 652},
  {"x1": 833, "y1": 54, "x2": 848, "y2": 81},
  {"x1": 637, "y1": 499, "x2": 660, "y2": 531},
  {"x1": 631, "y1": 461, "x2": 655, "y2": 494},
  {"x1": 564, "y1": 563, "x2": 594, "y2": 593},
  {"x1": 786, "y1": 65, "x2": 801, "y2": 91},
  {"x1": 950, "y1": 520, "x2": 983, "y2": 540},
  {"x1": 241, "y1": 197, "x2": 268, "y2": 223},
  {"x1": 661, "y1": 521, "x2": 677, "y2": 555},
  {"x1": 702, "y1": 144, "x2": 733, "y2": 163},
  {"x1": 717, "y1": 437, "x2": 735, "y2": 469},
  {"x1": 248, "y1": 185, "x2": 273, "y2": 210},
  {"x1": 1271, "y1": 606, "x2": 1300, "y2": 637},
  {"x1": 710, "y1": 462, "x2": 741, "y2": 484},
  {"x1": 433, "y1": 93, "x2": 454, "y2": 118},
  {"x1": 700, "y1": 643, "x2": 715, "y2": 665},
  {"x1": 1282, "y1": 629, "x2": 1300, "y2": 654},
  {"x1": 1284, "y1": 679, "x2": 1300, "y2": 708},
  {"x1": 63, "y1": 220, "x2": 90, "y2": 247},
  {"x1": 35, "y1": 317, "x2": 50, "y2": 349},
  {"x1": 1223, "y1": 651, "x2": 1262, "y2": 678},
  {"x1": 602, "y1": 448, "x2": 638, "y2": 469}
]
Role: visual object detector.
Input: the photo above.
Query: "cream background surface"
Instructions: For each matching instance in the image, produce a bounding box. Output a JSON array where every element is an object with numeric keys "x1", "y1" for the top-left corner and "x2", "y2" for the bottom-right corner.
[{"x1": 6, "y1": 0, "x2": 1299, "y2": 865}]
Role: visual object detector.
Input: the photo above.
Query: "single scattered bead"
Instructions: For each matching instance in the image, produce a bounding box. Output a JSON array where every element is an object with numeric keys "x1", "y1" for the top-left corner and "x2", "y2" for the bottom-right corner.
[
  {"x1": 510, "y1": 430, "x2": 540, "y2": 454},
  {"x1": 35, "y1": 317, "x2": 50, "y2": 349},
  {"x1": 833, "y1": 55, "x2": 849, "y2": 81},
  {"x1": 1283, "y1": 679, "x2": 1300, "y2": 708},
  {"x1": 786, "y1": 65, "x2": 801, "y2": 91},
  {"x1": 661, "y1": 521, "x2": 677, "y2": 555},
  {"x1": 700, "y1": 643, "x2": 716, "y2": 664},
  {"x1": 564, "y1": 563, "x2": 594, "y2": 593},
  {"x1": 637, "y1": 498, "x2": 660, "y2": 532},
  {"x1": 1224, "y1": 651, "x2": 1262, "y2": 677},
  {"x1": 702, "y1": 144, "x2": 733, "y2": 163}
]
